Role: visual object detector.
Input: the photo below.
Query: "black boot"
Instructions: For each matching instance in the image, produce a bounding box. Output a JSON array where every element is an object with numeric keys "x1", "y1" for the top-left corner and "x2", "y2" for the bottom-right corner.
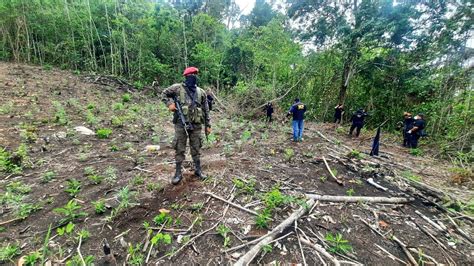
[
  {"x1": 171, "y1": 162, "x2": 183, "y2": 185},
  {"x1": 194, "y1": 160, "x2": 207, "y2": 180}
]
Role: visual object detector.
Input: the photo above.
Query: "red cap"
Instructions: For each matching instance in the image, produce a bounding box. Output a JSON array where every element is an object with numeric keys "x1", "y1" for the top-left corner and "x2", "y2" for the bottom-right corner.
[{"x1": 183, "y1": 67, "x2": 199, "y2": 76}]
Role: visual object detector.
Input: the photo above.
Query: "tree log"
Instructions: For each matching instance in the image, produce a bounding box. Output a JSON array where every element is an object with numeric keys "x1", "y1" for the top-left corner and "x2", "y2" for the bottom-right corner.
[
  {"x1": 306, "y1": 194, "x2": 412, "y2": 204},
  {"x1": 234, "y1": 199, "x2": 316, "y2": 266}
]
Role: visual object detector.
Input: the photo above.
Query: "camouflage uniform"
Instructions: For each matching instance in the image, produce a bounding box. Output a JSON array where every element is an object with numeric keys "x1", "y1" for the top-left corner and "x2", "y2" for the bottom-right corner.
[{"x1": 162, "y1": 83, "x2": 210, "y2": 183}]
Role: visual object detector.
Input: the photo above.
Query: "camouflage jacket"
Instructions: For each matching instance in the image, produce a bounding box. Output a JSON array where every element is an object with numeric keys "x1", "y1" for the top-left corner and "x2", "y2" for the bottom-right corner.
[{"x1": 161, "y1": 83, "x2": 211, "y2": 127}]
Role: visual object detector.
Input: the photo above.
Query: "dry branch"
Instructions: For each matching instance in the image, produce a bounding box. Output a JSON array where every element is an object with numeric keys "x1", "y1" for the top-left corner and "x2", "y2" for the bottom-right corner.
[
  {"x1": 322, "y1": 156, "x2": 344, "y2": 185},
  {"x1": 392, "y1": 236, "x2": 418, "y2": 266},
  {"x1": 300, "y1": 237, "x2": 340, "y2": 266},
  {"x1": 204, "y1": 192, "x2": 259, "y2": 216},
  {"x1": 234, "y1": 199, "x2": 316, "y2": 266},
  {"x1": 366, "y1": 178, "x2": 388, "y2": 191},
  {"x1": 306, "y1": 194, "x2": 412, "y2": 204}
]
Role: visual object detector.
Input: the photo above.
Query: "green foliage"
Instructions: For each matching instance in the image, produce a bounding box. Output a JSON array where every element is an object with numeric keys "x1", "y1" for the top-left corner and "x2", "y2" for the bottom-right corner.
[
  {"x1": 96, "y1": 128, "x2": 112, "y2": 139},
  {"x1": 402, "y1": 171, "x2": 422, "y2": 182},
  {"x1": 52, "y1": 101, "x2": 68, "y2": 125},
  {"x1": 284, "y1": 148, "x2": 295, "y2": 161},
  {"x1": 127, "y1": 244, "x2": 144, "y2": 266},
  {"x1": 348, "y1": 150, "x2": 364, "y2": 159},
  {"x1": 24, "y1": 251, "x2": 41, "y2": 265},
  {"x1": 0, "y1": 243, "x2": 20, "y2": 263},
  {"x1": 53, "y1": 200, "x2": 86, "y2": 224},
  {"x1": 66, "y1": 255, "x2": 94, "y2": 266},
  {"x1": 0, "y1": 148, "x2": 22, "y2": 174},
  {"x1": 216, "y1": 224, "x2": 231, "y2": 247},
  {"x1": 255, "y1": 209, "x2": 271, "y2": 229},
  {"x1": 153, "y1": 211, "x2": 172, "y2": 226},
  {"x1": 6, "y1": 181, "x2": 31, "y2": 194},
  {"x1": 232, "y1": 177, "x2": 256, "y2": 195},
  {"x1": 346, "y1": 188, "x2": 355, "y2": 196},
  {"x1": 325, "y1": 233, "x2": 353, "y2": 254},
  {"x1": 409, "y1": 148, "x2": 424, "y2": 157},
  {"x1": 88, "y1": 174, "x2": 104, "y2": 185},
  {"x1": 320, "y1": 176, "x2": 327, "y2": 182},
  {"x1": 65, "y1": 179, "x2": 81, "y2": 197},
  {"x1": 92, "y1": 199, "x2": 106, "y2": 214},
  {"x1": 57, "y1": 222, "x2": 75, "y2": 236},
  {"x1": 122, "y1": 93, "x2": 131, "y2": 103},
  {"x1": 105, "y1": 166, "x2": 118, "y2": 182},
  {"x1": 151, "y1": 232, "x2": 172, "y2": 246},
  {"x1": 240, "y1": 130, "x2": 252, "y2": 142},
  {"x1": 41, "y1": 171, "x2": 57, "y2": 183}
]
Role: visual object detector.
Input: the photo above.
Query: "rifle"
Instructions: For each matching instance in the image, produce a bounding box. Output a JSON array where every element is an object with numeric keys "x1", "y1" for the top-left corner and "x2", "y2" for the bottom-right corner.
[{"x1": 173, "y1": 95, "x2": 194, "y2": 136}]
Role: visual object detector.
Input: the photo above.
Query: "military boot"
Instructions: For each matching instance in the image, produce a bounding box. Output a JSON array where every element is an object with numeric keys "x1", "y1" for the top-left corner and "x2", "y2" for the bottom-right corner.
[
  {"x1": 171, "y1": 162, "x2": 183, "y2": 185},
  {"x1": 194, "y1": 160, "x2": 207, "y2": 180}
]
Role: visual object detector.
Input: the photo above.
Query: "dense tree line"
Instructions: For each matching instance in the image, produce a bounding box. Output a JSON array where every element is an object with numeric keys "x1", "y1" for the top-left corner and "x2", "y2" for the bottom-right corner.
[{"x1": 0, "y1": 0, "x2": 472, "y2": 161}]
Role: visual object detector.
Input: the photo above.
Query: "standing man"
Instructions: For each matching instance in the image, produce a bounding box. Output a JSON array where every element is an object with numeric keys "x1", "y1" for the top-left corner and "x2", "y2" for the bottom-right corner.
[
  {"x1": 334, "y1": 104, "x2": 344, "y2": 124},
  {"x1": 402, "y1": 112, "x2": 414, "y2": 147},
  {"x1": 206, "y1": 92, "x2": 214, "y2": 111},
  {"x1": 287, "y1": 98, "x2": 307, "y2": 142},
  {"x1": 407, "y1": 114, "x2": 426, "y2": 149},
  {"x1": 265, "y1": 102, "x2": 274, "y2": 123},
  {"x1": 349, "y1": 108, "x2": 368, "y2": 137},
  {"x1": 162, "y1": 67, "x2": 211, "y2": 185}
]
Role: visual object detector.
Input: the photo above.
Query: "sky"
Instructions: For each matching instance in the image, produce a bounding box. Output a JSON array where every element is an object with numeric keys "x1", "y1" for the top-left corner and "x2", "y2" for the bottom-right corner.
[{"x1": 235, "y1": 0, "x2": 256, "y2": 15}]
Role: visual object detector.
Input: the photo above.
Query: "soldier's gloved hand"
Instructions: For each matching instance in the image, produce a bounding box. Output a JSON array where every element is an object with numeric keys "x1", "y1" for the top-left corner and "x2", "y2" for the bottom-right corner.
[
  {"x1": 205, "y1": 127, "x2": 212, "y2": 135},
  {"x1": 168, "y1": 103, "x2": 177, "y2": 112}
]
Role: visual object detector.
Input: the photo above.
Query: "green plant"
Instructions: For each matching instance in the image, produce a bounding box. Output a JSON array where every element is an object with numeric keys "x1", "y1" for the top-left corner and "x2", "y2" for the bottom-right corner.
[
  {"x1": 284, "y1": 148, "x2": 295, "y2": 161},
  {"x1": 262, "y1": 244, "x2": 273, "y2": 254},
  {"x1": 7, "y1": 181, "x2": 31, "y2": 194},
  {"x1": 83, "y1": 166, "x2": 95, "y2": 176},
  {"x1": 153, "y1": 210, "x2": 172, "y2": 226},
  {"x1": 41, "y1": 171, "x2": 57, "y2": 183},
  {"x1": 325, "y1": 233, "x2": 353, "y2": 254},
  {"x1": 146, "y1": 182, "x2": 162, "y2": 192},
  {"x1": 151, "y1": 232, "x2": 172, "y2": 246},
  {"x1": 320, "y1": 176, "x2": 327, "y2": 182},
  {"x1": 86, "y1": 110, "x2": 98, "y2": 125},
  {"x1": 191, "y1": 202, "x2": 204, "y2": 212},
  {"x1": 41, "y1": 224, "x2": 52, "y2": 265},
  {"x1": 24, "y1": 251, "x2": 41, "y2": 265},
  {"x1": 402, "y1": 171, "x2": 422, "y2": 182},
  {"x1": 263, "y1": 187, "x2": 291, "y2": 210},
  {"x1": 241, "y1": 130, "x2": 252, "y2": 142},
  {"x1": 410, "y1": 148, "x2": 424, "y2": 156},
  {"x1": 0, "y1": 101, "x2": 14, "y2": 115},
  {"x1": 57, "y1": 222, "x2": 75, "y2": 236},
  {"x1": 0, "y1": 243, "x2": 20, "y2": 263},
  {"x1": 92, "y1": 199, "x2": 106, "y2": 214},
  {"x1": 348, "y1": 149, "x2": 364, "y2": 159},
  {"x1": 232, "y1": 178, "x2": 256, "y2": 195},
  {"x1": 131, "y1": 175, "x2": 145, "y2": 186},
  {"x1": 52, "y1": 101, "x2": 68, "y2": 125},
  {"x1": 110, "y1": 144, "x2": 119, "y2": 152},
  {"x1": 0, "y1": 148, "x2": 22, "y2": 173},
  {"x1": 217, "y1": 224, "x2": 231, "y2": 247},
  {"x1": 16, "y1": 203, "x2": 41, "y2": 219},
  {"x1": 111, "y1": 116, "x2": 124, "y2": 127},
  {"x1": 127, "y1": 244, "x2": 144, "y2": 266},
  {"x1": 53, "y1": 200, "x2": 86, "y2": 224},
  {"x1": 117, "y1": 186, "x2": 136, "y2": 210},
  {"x1": 113, "y1": 102, "x2": 124, "y2": 111},
  {"x1": 66, "y1": 255, "x2": 94, "y2": 266},
  {"x1": 105, "y1": 166, "x2": 117, "y2": 181},
  {"x1": 65, "y1": 179, "x2": 81, "y2": 197},
  {"x1": 89, "y1": 174, "x2": 104, "y2": 185},
  {"x1": 346, "y1": 188, "x2": 355, "y2": 196},
  {"x1": 255, "y1": 209, "x2": 271, "y2": 229},
  {"x1": 122, "y1": 93, "x2": 131, "y2": 103},
  {"x1": 96, "y1": 128, "x2": 112, "y2": 139}
]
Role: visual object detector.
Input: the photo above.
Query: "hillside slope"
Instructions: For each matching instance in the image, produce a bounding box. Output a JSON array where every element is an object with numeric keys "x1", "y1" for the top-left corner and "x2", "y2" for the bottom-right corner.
[{"x1": 0, "y1": 63, "x2": 472, "y2": 265}]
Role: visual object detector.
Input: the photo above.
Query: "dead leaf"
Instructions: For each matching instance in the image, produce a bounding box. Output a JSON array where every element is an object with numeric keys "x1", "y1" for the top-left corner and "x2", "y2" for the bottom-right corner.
[{"x1": 379, "y1": 220, "x2": 389, "y2": 229}]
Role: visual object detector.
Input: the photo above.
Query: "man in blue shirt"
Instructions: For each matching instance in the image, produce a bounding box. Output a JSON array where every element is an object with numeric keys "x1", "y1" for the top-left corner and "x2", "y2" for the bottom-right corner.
[
  {"x1": 407, "y1": 114, "x2": 426, "y2": 148},
  {"x1": 287, "y1": 98, "x2": 307, "y2": 142}
]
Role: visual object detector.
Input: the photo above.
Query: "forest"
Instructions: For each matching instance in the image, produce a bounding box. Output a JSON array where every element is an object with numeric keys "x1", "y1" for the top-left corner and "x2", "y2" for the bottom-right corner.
[{"x1": 0, "y1": 0, "x2": 473, "y2": 265}]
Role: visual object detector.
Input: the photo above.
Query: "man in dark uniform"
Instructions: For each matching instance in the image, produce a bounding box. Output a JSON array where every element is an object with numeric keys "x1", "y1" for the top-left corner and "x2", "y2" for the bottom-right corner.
[
  {"x1": 407, "y1": 114, "x2": 425, "y2": 149},
  {"x1": 287, "y1": 98, "x2": 307, "y2": 142},
  {"x1": 349, "y1": 108, "x2": 368, "y2": 137},
  {"x1": 206, "y1": 92, "x2": 214, "y2": 111},
  {"x1": 162, "y1": 67, "x2": 211, "y2": 185},
  {"x1": 334, "y1": 104, "x2": 344, "y2": 124},
  {"x1": 265, "y1": 102, "x2": 274, "y2": 123},
  {"x1": 402, "y1": 112, "x2": 414, "y2": 147}
]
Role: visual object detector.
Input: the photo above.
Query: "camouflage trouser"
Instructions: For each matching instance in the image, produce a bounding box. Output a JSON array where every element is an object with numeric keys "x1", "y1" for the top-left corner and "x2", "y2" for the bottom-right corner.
[{"x1": 174, "y1": 124, "x2": 202, "y2": 163}]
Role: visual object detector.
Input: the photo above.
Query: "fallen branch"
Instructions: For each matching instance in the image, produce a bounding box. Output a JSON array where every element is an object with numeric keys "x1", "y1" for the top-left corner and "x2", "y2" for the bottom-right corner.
[
  {"x1": 0, "y1": 217, "x2": 23, "y2": 226},
  {"x1": 168, "y1": 222, "x2": 219, "y2": 260},
  {"x1": 322, "y1": 156, "x2": 344, "y2": 185},
  {"x1": 374, "y1": 243, "x2": 405, "y2": 264},
  {"x1": 204, "y1": 192, "x2": 259, "y2": 216},
  {"x1": 306, "y1": 194, "x2": 412, "y2": 204},
  {"x1": 447, "y1": 215, "x2": 474, "y2": 244},
  {"x1": 77, "y1": 235, "x2": 86, "y2": 266},
  {"x1": 414, "y1": 210, "x2": 447, "y2": 232},
  {"x1": 234, "y1": 199, "x2": 316, "y2": 266},
  {"x1": 366, "y1": 178, "x2": 388, "y2": 191},
  {"x1": 392, "y1": 235, "x2": 418, "y2": 266},
  {"x1": 300, "y1": 237, "x2": 340, "y2": 266},
  {"x1": 415, "y1": 223, "x2": 447, "y2": 250}
]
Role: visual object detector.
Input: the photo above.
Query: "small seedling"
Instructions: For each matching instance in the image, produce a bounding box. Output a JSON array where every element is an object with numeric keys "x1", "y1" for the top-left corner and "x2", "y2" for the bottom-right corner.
[
  {"x1": 0, "y1": 243, "x2": 20, "y2": 263},
  {"x1": 131, "y1": 175, "x2": 145, "y2": 186},
  {"x1": 346, "y1": 188, "x2": 355, "y2": 196},
  {"x1": 402, "y1": 171, "x2": 422, "y2": 182},
  {"x1": 255, "y1": 209, "x2": 271, "y2": 229},
  {"x1": 113, "y1": 102, "x2": 124, "y2": 110},
  {"x1": 146, "y1": 182, "x2": 162, "y2": 192},
  {"x1": 241, "y1": 130, "x2": 251, "y2": 142},
  {"x1": 262, "y1": 244, "x2": 272, "y2": 254},
  {"x1": 83, "y1": 166, "x2": 95, "y2": 176},
  {"x1": 92, "y1": 199, "x2": 106, "y2": 214},
  {"x1": 105, "y1": 166, "x2": 117, "y2": 182},
  {"x1": 65, "y1": 179, "x2": 81, "y2": 197},
  {"x1": 41, "y1": 171, "x2": 57, "y2": 183},
  {"x1": 319, "y1": 176, "x2": 327, "y2": 182},
  {"x1": 217, "y1": 224, "x2": 231, "y2": 247},
  {"x1": 284, "y1": 148, "x2": 295, "y2": 161},
  {"x1": 96, "y1": 128, "x2": 112, "y2": 139},
  {"x1": 191, "y1": 202, "x2": 204, "y2": 212},
  {"x1": 153, "y1": 210, "x2": 172, "y2": 226},
  {"x1": 325, "y1": 233, "x2": 353, "y2": 254},
  {"x1": 348, "y1": 149, "x2": 364, "y2": 159},
  {"x1": 23, "y1": 251, "x2": 41, "y2": 265},
  {"x1": 122, "y1": 93, "x2": 131, "y2": 103},
  {"x1": 89, "y1": 174, "x2": 104, "y2": 185},
  {"x1": 127, "y1": 244, "x2": 144, "y2": 266},
  {"x1": 410, "y1": 148, "x2": 424, "y2": 156},
  {"x1": 57, "y1": 222, "x2": 75, "y2": 236},
  {"x1": 151, "y1": 232, "x2": 172, "y2": 246}
]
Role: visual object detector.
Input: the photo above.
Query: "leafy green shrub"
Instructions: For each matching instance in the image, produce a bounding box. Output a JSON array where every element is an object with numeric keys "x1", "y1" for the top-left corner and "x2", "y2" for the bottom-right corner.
[
  {"x1": 325, "y1": 233, "x2": 353, "y2": 254},
  {"x1": 7, "y1": 181, "x2": 31, "y2": 194},
  {"x1": 0, "y1": 243, "x2": 20, "y2": 263},
  {"x1": 153, "y1": 210, "x2": 172, "y2": 226},
  {"x1": 65, "y1": 179, "x2": 81, "y2": 197},
  {"x1": 23, "y1": 251, "x2": 41, "y2": 265},
  {"x1": 41, "y1": 171, "x2": 57, "y2": 183},
  {"x1": 410, "y1": 148, "x2": 424, "y2": 156},
  {"x1": 0, "y1": 148, "x2": 22, "y2": 174},
  {"x1": 52, "y1": 101, "x2": 68, "y2": 125},
  {"x1": 122, "y1": 93, "x2": 131, "y2": 103},
  {"x1": 151, "y1": 232, "x2": 172, "y2": 246},
  {"x1": 232, "y1": 178, "x2": 256, "y2": 195},
  {"x1": 96, "y1": 128, "x2": 112, "y2": 139},
  {"x1": 88, "y1": 175, "x2": 104, "y2": 185},
  {"x1": 255, "y1": 209, "x2": 271, "y2": 229},
  {"x1": 216, "y1": 224, "x2": 231, "y2": 247},
  {"x1": 241, "y1": 130, "x2": 251, "y2": 142},
  {"x1": 113, "y1": 102, "x2": 124, "y2": 111},
  {"x1": 111, "y1": 116, "x2": 124, "y2": 127},
  {"x1": 92, "y1": 199, "x2": 106, "y2": 214},
  {"x1": 346, "y1": 188, "x2": 355, "y2": 196},
  {"x1": 284, "y1": 148, "x2": 295, "y2": 161},
  {"x1": 53, "y1": 200, "x2": 86, "y2": 223},
  {"x1": 348, "y1": 149, "x2": 364, "y2": 159}
]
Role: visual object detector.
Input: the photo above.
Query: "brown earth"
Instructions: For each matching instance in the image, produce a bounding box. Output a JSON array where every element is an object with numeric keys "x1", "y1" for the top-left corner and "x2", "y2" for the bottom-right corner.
[{"x1": 0, "y1": 62, "x2": 472, "y2": 265}]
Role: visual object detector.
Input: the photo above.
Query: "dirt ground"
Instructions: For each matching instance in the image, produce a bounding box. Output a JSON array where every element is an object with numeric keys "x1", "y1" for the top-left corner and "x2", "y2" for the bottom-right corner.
[{"x1": 0, "y1": 62, "x2": 472, "y2": 265}]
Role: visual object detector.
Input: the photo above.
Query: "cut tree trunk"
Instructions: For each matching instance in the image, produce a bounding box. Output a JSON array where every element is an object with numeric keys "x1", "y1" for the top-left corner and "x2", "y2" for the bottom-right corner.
[{"x1": 306, "y1": 194, "x2": 412, "y2": 204}]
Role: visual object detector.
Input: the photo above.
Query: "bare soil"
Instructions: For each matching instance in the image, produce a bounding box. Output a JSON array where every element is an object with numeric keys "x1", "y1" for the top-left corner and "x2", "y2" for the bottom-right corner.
[{"x1": 0, "y1": 62, "x2": 472, "y2": 265}]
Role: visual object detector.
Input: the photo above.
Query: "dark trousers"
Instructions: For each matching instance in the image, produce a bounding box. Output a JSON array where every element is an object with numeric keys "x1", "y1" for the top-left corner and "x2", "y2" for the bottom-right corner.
[
  {"x1": 334, "y1": 116, "x2": 342, "y2": 124},
  {"x1": 266, "y1": 114, "x2": 272, "y2": 123},
  {"x1": 403, "y1": 131, "x2": 410, "y2": 147},
  {"x1": 349, "y1": 123, "x2": 363, "y2": 137},
  {"x1": 409, "y1": 133, "x2": 420, "y2": 148}
]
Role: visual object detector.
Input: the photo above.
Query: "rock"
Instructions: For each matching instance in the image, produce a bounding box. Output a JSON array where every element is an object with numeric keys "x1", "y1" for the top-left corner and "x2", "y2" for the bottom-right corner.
[
  {"x1": 74, "y1": 126, "x2": 95, "y2": 135},
  {"x1": 231, "y1": 252, "x2": 241, "y2": 259},
  {"x1": 177, "y1": 235, "x2": 184, "y2": 244},
  {"x1": 145, "y1": 145, "x2": 161, "y2": 152}
]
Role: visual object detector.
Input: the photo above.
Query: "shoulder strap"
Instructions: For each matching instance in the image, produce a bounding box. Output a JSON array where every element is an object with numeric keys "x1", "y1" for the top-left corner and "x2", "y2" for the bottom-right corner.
[{"x1": 179, "y1": 84, "x2": 186, "y2": 103}]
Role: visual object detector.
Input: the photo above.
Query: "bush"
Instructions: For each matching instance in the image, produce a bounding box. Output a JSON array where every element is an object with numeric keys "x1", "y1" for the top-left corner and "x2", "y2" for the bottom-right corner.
[{"x1": 96, "y1": 128, "x2": 112, "y2": 139}]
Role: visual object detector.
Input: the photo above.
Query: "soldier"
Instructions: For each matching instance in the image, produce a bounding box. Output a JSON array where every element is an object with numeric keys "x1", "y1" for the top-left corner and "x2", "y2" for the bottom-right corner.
[
  {"x1": 162, "y1": 67, "x2": 211, "y2": 185},
  {"x1": 265, "y1": 102, "x2": 274, "y2": 123},
  {"x1": 334, "y1": 104, "x2": 344, "y2": 124},
  {"x1": 402, "y1": 112, "x2": 414, "y2": 147},
  {"x1": 349, "y1": 108, "x2": 368, "y2": 137},
  {"x1": 407, "y1": 113, "x2": 426, "y2": 149}
]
